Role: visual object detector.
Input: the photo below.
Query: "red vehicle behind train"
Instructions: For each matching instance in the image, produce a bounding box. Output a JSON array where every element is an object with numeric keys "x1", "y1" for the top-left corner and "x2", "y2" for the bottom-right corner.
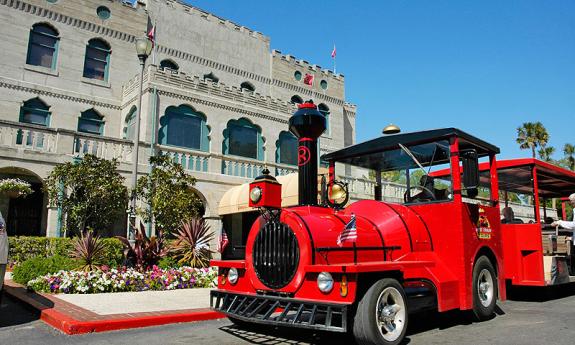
[{"x1": 211, "y1": 102, "x2": 508, "y2": 345}]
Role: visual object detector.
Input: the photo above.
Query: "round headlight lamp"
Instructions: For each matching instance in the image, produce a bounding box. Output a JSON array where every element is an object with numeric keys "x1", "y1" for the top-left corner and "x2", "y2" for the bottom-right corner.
[
  {"x1": 317, "y1": 272, "x2": 334, "y2": 293},
  {"x1": 228, "y1": 267, "x2": 239, "y2": 285},
  {"x1": 250, "y1": 186, "x2": 262, "y2": 203}
]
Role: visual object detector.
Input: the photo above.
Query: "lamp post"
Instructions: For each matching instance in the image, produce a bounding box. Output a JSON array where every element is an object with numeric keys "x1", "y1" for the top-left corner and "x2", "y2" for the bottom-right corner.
[{"x1": 128, "y1": 37, "x2": 153, "y2": 239}]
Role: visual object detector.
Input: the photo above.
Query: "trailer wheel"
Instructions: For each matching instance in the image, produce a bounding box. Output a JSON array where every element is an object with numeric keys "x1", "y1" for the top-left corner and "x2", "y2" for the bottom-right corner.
[
  {"x1": 353, "y1": 278, "x2": 408, "y2": 345},
  {"x1": 472, "y1": 256, "x2": 498, "y2": 320}
]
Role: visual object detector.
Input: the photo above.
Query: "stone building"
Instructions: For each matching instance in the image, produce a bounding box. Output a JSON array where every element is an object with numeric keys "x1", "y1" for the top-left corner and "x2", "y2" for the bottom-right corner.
[{"x1": 0, "y1": 0, "x2": 357, "y2": 238}]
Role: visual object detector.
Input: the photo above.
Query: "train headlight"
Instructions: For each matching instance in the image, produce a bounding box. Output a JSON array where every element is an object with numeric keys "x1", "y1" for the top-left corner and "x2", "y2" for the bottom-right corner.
[
  {"x1": 228, "y1": 268, "x2": 239, "y2": 285},
  {"x1": 317, "y1": 272, "x2": 334, "y2": 293},
  {"x1": 250, "y1": 186, "x2": 262, "y2": 204}
]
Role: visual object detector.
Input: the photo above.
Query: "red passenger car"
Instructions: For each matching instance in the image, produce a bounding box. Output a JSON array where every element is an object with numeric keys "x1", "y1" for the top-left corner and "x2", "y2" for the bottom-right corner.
[{"x1": 211, "y1": 102, "x2": 506, "y2": 345}]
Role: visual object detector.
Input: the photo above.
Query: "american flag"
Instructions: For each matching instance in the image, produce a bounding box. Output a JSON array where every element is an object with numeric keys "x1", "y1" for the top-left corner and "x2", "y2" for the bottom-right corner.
[
  {"x1": 337, "y1": 214, "x2": 357, "y2": 246},
  {"x1": 218, "y1": 230, "x2": 229, "y2": 253}
]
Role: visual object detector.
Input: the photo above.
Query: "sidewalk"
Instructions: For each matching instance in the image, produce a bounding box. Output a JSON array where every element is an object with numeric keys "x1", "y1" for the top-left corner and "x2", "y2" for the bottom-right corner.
[{"x1": 3, "y1": 279, "x2": 224, "y2": 335}]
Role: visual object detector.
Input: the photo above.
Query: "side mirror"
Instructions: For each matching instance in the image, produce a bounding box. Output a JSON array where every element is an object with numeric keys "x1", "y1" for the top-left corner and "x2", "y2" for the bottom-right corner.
[{"x1": 461, "y1": 149, "x2": 479, "y2": 198}]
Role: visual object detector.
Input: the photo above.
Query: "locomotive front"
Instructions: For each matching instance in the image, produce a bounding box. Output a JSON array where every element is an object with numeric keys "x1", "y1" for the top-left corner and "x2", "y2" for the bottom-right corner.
[{"x1": 211, "y1": 102, "x2": 429, "y2": 343}]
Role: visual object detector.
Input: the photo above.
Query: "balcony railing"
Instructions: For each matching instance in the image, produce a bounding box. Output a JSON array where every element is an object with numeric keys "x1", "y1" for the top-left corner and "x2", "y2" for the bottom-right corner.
[
  {"x1": 0, "y1": 120, "x2": 58, "y2": 153},
  {"x1": 159, "y1": 145, "x2": 210, "y2": 173},
  {"x1": 73, "y1": 134, "x2": 133, "y2": 163}
]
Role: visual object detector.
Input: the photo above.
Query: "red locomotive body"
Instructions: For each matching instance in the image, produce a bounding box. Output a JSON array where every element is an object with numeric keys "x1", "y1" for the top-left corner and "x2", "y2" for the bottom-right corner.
[{"x1": 211, "y1": 103, "x2": 506, "y2": 345}]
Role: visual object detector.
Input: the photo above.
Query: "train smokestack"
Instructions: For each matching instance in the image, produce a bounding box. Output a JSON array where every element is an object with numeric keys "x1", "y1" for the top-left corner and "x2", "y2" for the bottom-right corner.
[{"x1": 289, "y1": 101, "x2": 326, "y2": 206}]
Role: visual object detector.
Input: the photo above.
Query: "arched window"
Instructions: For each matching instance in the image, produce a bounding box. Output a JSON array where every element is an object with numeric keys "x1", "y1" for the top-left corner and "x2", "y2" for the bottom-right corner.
[
  {"x1": 291, "y1": 95, "x2": 303, "y2": 104},
  {"x1": 123, "y1": 106, "x2": 137, "y2": 140},
  {"x1": 158, "y1": 105, "x2": 209, "y2": 151},
  {"x1": 318, "y1": 103, "x2": 330, "y2": 135},
  {"x1": 83, "y1": 38, "x2": 111, "y2": 81},
  {"x1": 160, "y1": 59, "x2": 179, "y2": 71},
  {"x1": 78, "y1": 109, "x2": 104, "y2": 135},
  {"x1": 203, "y1": 72, "x2": 219, "y2": 83},
  {"x1": 223, "y1": 118, "x2": 263, "y2": 160},
  {"x1": 276, "y1": 131, "x2": 298, "y2": 166},
  {"x1": 19, "y1": 98, "x2": 50, "y2": 126},
  {"x1": 240, "y1": 82, "x2": 255, "y2": 92},
  {"x1": 26, "y1": 23, "x2": 59, "y2": 69}
]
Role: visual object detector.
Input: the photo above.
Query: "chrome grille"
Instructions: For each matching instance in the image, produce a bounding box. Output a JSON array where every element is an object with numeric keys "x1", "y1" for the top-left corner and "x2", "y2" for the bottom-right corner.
[{"x1": 253, "y1": 221, "x2": 300, "y2": 289}]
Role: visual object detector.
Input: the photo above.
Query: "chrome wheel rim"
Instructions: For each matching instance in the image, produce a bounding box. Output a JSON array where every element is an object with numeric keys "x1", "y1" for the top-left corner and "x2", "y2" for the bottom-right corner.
[
  {"x1": 376, "y1": 286, "x2": 406, "y2": 342},
  {"x1": 478, "y1": 268, "x2": 494, "y2": 307}
]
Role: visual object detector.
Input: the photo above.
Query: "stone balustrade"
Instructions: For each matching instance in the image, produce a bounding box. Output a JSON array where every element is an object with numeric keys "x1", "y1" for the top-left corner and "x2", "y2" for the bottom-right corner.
[
  {"x1": 73, "y1": 134, "x2": 133, "y2": 163},
  {"x1": 0, "y1": 120, "x2": 58, "y2": 154},
  {"x1": 159, "y1": 145, "x2": 210, "y2": 173}
]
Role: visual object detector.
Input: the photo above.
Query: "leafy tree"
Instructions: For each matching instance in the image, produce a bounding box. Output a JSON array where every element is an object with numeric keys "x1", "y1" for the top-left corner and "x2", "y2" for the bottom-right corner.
[
  {"x1": 563, "y1": 143, "x2": 575, "y2": 171},
  {"x1": 537, "y1": 145, "x2": 555, "y2": 162},
  {"x1": 44, "y1": 155, "x2": 128, "y2": 237},
  {"x1": 136, "y1": 154, "x2": 204, "y2": 235},
  {"x1": 516, "y1": 122, "x2": 549, "y2": 158}
]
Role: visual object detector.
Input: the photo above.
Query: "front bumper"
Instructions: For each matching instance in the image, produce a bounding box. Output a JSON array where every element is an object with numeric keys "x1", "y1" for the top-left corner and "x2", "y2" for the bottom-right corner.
[{"x1": 210, "y1": 290, "x2": 348, "y2": 332}]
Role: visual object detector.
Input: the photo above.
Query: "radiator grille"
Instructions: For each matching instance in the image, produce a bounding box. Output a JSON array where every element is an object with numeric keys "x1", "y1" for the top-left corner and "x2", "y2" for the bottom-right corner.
[{"x1": 253, "y1": 221, "x2": 300, "y2": 289}]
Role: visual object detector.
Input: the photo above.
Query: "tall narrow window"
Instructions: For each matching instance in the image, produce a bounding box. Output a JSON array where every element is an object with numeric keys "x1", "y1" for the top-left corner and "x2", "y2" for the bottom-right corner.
[
  {"x1": 20, "y1": 98, "x2": 50, "y2": 126},
  {"x1": 223, "y1": 118, "x2": 263, "y2": 160},
  {"x1": 83, "y1": 39, "x2": 111, "y2": 81},
  {"x1": 276, "y1": 131, "x2": 298, "y2": 165},
  {"x1": 78, "y1": 109, "x2": 104, "y2": 135},
  {"x1": 158, "y1": 105, "x2": 209, "y2": 151},
  {"x1": 26, "y1": 23, "x2": 59, "y2": 69},
  {"x1": 318, "y1": 103, "x2": 330, "y2": 135},
  {"x1": 291, "y1": 95, "x2": 303, "y2": 104},
  {"x1": 240, "y1": 82, "x2": 255, "y2": 92},
  {"x1": 160, "y1": 59, "x2": 179, "y2": 71},
  {"x1": 123, "y1": 106, "x2": 137, "y2": 140}
]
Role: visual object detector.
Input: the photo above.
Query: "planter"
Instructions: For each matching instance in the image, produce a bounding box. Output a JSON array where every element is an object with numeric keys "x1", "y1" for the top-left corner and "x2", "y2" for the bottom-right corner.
[{"x1": 4, "y1": 190, "x2": 23, "y2": 199}]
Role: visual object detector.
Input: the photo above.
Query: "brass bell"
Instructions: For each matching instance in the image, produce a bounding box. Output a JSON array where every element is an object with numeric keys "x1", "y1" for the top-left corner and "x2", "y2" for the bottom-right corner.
[{"x1": 330, "y1": 183, "x2": 347, "y2": 201}]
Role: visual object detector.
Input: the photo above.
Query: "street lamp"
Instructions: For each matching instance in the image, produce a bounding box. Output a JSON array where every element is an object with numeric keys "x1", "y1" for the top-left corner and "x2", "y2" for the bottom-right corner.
[{"x1": 128, "y1": 37, "x2": 153, "y2": 239}]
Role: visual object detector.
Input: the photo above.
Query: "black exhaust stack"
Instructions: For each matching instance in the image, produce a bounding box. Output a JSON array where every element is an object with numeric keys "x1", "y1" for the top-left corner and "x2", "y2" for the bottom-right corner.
[{"x1": 289, "y1": 101, "x2": 326, "y2": 206}]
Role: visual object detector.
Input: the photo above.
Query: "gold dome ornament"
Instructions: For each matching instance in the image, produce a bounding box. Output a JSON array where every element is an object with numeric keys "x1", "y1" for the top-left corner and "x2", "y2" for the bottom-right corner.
[{"x1": 382, "y1": 124, "x2": 401, "y2": 135}]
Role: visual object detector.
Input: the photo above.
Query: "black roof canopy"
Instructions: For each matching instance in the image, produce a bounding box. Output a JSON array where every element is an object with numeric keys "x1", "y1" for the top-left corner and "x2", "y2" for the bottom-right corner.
[{"x1": 322, "y1": 128, "x2": 500, "y2": 172}]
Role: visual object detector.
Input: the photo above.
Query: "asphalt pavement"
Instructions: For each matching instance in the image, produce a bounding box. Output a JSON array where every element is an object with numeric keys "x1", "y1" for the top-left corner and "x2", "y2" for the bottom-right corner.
[{"x1": 1, "y1": 285, "x2": 575, "y2": 345}]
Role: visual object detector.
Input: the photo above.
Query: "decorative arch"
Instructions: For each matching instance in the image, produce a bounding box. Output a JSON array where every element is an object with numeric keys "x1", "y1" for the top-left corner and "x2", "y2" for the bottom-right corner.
[
  {"x1": 222, "y1": 118, "x2": 264, "y2": 160},
  {"x1": 240, "y1": 81, "x2": 255, "y2": 92},
  {"x1": 276, "y1": 131, "x2": 298, "y2": 166},
  {"x1": 318, "y1": 103, "x2": 330, "y2": 135},
  {"x1": 83, "y1": 38, "x2": 111, "y2": 81},
  {"x1": 123, "y1": 106, "x2": 137, "y2": 140},
  {"x1": 158, "y1": 104, "x2": 210, "y2": 151},
  {"x1": 160, "y1": 59, "x2": 179, "y2": 71},
  {"x1": 203, "y1": 72, "x2": 219, "y2": 83},
  {"x1": 27, "y1": 22, "x2": 60, "y2": 70},
  {"x1": 78, "y1": 108, "x2": 104, "y2": 135},
  {"x1": 290, "y1": 95, "x2": 303, "y2": 104}
]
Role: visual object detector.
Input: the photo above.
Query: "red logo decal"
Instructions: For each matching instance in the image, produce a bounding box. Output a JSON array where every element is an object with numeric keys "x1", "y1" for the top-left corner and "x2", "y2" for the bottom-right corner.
[{"x1": 298, "y1": 146, "x2": 311, "y2": 166}]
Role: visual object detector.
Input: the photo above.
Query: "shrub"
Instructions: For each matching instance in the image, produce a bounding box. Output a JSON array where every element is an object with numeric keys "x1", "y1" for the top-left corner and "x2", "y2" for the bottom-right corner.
[
  {"x1": 158, "y1": 256, "x2": 180, "y2": 269},
  {"x1": 12, "y1": 255, "x2": 78, "y2": 285},
  {"x1": 71, "y1": 231, "x2": 106, "y2": 271},
  {"x1": 116, "y1": 222, "x2": 166, "y2": 269},
  {"x1": 8, "y1": 236, "x2": 124, "y2": 268},
  {"x1": 170, "y1": 218, "x2": 214, "y2": 268}
]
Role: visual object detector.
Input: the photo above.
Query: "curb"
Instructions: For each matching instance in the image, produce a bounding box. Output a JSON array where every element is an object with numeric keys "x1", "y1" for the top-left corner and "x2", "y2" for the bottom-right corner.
[{"x1": 5, "y1": 283, "x2": 225, "y2": 335}]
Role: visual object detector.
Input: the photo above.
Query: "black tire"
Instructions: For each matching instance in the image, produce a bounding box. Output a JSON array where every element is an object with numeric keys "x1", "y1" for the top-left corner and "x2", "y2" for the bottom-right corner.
[
  {"x1": 472, "y1": 256, "x2": 498, "y2": 321},
  {"x1": 353, "y1": 278, "x2": 408, "y2": 345}
]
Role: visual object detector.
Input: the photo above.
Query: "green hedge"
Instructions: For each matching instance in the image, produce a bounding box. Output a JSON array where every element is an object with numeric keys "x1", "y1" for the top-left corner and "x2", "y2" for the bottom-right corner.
[
  {"x1": 12, "y1": 255, "x2": 79, "y2": 285},
  {"x1": 8, "y1": 236, "x2": 124, "y2": 268}
]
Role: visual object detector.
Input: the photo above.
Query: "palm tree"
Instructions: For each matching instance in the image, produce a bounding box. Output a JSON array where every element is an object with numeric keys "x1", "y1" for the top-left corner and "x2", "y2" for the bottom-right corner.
[
  {"x1": 516, "y1": 122, "x2": 549, "y2": 158},
  {"x1": 537, "y1": 146, "x2": 555, "y2": 162},
  {"x1": 564, "y1": 143, "x2": 575, "y2": 171}
]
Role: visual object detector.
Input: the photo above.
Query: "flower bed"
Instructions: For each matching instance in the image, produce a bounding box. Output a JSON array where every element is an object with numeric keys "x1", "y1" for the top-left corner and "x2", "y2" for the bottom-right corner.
[{"x1": 27, "y1": 266, "x2": 218, "y2": 294}]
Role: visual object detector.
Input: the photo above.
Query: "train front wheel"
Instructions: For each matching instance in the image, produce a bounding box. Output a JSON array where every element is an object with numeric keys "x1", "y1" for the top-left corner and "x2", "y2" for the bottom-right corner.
[{"x1": 353, "y1": 278, "x2": 408, "y2": 345}]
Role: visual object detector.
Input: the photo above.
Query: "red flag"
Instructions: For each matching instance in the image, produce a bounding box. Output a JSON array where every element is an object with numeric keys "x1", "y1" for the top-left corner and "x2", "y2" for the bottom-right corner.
[
  {"x1": 147, "y1": 16, "x2": 155, "y2": 46},
  {"x1": 331, "y1": 45, "x2": 336, "y2": 58},
  {"x1": 303, "y1": 73, "x2": 314, "y2": 86},
  {"x1": 218, "y1": 230, "x2": 229, "y2": 253}
]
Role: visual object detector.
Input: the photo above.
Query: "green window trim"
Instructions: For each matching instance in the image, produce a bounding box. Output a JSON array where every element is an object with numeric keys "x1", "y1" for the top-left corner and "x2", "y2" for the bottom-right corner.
[
  {"x1": 320, "y1": 79, "x2": 328, "y2": 90},
  {"x1": 19, "y1": 98, "x2": 51, "y2": 126},
  {"x1": 222, "y1": 118, "x2": 264, "y2": 161},
  {"x1": 96, "y1": 6, "x2": 111, "y2": 20},
  {"x1": 158, "y1": 105, "x2": 209, "y2": 152},
  {"x1": 83, "y1": 39, "x2": 111, "y2": 82},
  {"x1": 26, "y1": 23, "x2": 59, "y2": 70},
  {"x1": 294, "y1": 71, "x2": 302, "y2": 81},
  {"x1": 77, "y1": 109, "x2": 104, "y2": 135},
  {"x1": 276, "y1": 131, "x2": 298, "y2": 166},
  {"x1": 123, "y1": 106, "x2": 137, "y2": 140}
]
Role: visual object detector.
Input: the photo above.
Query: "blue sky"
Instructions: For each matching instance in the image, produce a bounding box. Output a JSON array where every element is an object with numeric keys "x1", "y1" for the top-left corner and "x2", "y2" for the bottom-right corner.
[{"x1": 185, "y1": 0, "x2": 575, "y2": 160}]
